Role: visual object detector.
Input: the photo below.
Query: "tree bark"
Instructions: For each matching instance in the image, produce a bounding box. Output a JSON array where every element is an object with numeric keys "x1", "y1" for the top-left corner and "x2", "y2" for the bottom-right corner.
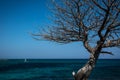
[{"x1": 73, "y1": 53, "x2": 99, "y2": 80}]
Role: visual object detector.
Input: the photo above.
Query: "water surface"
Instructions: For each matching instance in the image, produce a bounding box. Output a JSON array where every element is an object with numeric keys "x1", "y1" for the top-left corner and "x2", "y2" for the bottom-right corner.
[{"x1": 0, "y1": 59, "x2": 120, "y2": 80}]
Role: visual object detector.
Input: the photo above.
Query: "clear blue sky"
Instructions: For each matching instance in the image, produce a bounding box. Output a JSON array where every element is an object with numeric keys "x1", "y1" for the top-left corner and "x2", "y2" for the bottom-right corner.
[{"x1": 0, "y1": 0, "x2": 120, "y2": 59}]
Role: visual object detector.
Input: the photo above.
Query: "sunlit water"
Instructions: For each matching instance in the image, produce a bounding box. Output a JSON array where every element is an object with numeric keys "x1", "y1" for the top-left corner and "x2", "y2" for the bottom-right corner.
[{"x1": 0, "y1": 59, "x2": 120, "y2": 80}]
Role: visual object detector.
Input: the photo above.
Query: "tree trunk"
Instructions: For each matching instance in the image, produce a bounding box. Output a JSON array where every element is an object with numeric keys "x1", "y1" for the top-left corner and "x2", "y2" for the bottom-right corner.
[{"x1": 73, "y1": 53, "x2": 99, "y2": 80}]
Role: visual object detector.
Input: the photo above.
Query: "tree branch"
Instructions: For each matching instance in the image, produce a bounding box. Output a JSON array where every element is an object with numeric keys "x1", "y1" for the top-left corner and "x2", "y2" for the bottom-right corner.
[
  {"x1": 92, "y1": 0, "x2": 107, "y2": 12},
  {"x1": 100, "y1": 51, "x2": 113, "y2": 55},
  {"x1": 33, "y1": 0, "x2": 120, "y2": 55},
  {"x1": 103, "y1": 39, "x2": 120, "y2": 48}
]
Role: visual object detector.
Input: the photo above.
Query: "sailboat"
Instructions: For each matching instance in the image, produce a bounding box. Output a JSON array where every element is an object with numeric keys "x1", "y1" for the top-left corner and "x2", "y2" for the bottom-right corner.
[{"x1": 24, "y1": 59, "x2": 27, "y2": 62}]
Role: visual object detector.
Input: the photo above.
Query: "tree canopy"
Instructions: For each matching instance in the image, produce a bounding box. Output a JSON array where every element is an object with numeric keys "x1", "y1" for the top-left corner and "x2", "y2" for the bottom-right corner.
[{"x1": 33, "y1": 0, "x2": 120, "y2": 54}]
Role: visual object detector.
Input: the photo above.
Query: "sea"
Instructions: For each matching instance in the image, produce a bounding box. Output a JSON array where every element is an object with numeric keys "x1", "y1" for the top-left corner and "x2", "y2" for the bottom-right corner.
[{"x1": 0, "y1": 59, "x2": 120, "y2": 80}]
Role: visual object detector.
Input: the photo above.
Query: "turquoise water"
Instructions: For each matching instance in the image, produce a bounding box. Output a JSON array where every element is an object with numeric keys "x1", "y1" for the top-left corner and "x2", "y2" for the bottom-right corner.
[{"x1": 0, "y1": 59, "x2": 120, "y2": 80}]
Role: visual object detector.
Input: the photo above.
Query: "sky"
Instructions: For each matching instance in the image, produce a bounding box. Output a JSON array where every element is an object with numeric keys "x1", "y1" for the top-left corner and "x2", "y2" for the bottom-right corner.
[{"x1": 0, "y1": 0, "x2": 120, "y2": 59}]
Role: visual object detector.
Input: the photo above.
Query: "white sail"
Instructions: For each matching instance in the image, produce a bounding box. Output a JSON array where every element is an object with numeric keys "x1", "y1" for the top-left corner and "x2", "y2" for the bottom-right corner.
[{"x1": 24, "y1": 59, "x2": 27, "y2": 62}]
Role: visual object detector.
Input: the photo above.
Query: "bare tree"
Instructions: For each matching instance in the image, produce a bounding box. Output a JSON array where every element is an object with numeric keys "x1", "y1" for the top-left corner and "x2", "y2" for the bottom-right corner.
[{"x1": 33, "y1": 0, "x2": 120, "y2": 80}]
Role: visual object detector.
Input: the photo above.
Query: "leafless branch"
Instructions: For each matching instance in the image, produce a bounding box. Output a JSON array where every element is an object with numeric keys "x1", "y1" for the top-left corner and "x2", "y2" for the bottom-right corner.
[
  {"x1": 100, "y1": 51, "x2": 113, "y2": 55},
  {"x1": 33, "y1": 0, "x2": 120, "y2": 55}
]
